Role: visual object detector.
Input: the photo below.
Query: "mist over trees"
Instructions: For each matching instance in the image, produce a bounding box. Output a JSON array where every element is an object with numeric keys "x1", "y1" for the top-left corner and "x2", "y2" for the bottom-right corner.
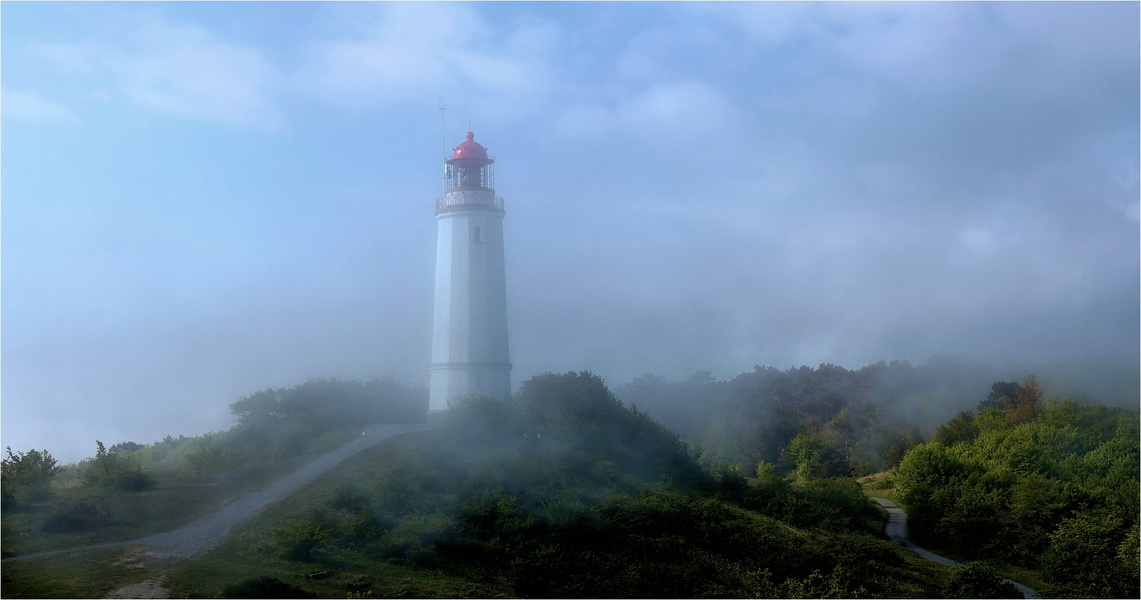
[
  {"x1": 237, "y1": 371, "x2": 949, "y2": 598},
  {"x1": 616, "y1": 360, "x2": 979, "y2": 478}
]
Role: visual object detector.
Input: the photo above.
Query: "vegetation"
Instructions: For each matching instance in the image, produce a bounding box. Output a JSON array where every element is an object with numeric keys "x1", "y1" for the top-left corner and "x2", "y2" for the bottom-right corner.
[
  {"x1": 2, "y1": 447, "x2": 61, "y2": 506},
  {"x1": 893, "y1": 375, "x2": 1140, "y2": 598},
  {"x1": 7, "y1": 364, "x2": 1134, "y2": 598},
  {"x1": 615, "y1": 362, "x2": 962, "y2": 479},
  {"x1": 0, "y1": 377, "x2": 425, "y2": 558},
  {"x1": 943, "y1": 563, "x2": 1023, "y2": 599},
  {"x1": 177, "y1": 372, "x2": 952, "y2": 598}
]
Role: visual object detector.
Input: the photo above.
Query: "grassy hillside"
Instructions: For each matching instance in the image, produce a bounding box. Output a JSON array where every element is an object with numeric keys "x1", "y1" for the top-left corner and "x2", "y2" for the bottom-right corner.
[
  {"x1": 1, "y1": 377, "x2": 425, "y2": 558},
  {"x1": 153, "y1": 372, "x2": 954, "y2": 598}
]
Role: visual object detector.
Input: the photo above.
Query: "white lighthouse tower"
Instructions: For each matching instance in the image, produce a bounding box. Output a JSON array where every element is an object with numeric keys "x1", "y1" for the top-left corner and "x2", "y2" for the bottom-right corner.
[{"x1": 429, "y1": 131, "x2": 511, "y2": 411}]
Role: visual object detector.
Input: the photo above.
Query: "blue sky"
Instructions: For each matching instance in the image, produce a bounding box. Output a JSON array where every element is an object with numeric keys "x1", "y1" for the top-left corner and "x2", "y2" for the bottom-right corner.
[{"x1": 3, "y1": 2, "x2": 1138, "y2": 462}]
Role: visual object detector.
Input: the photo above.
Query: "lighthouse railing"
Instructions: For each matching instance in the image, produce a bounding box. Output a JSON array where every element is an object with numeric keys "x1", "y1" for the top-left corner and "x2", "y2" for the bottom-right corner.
[{"x1": 436, "y1": 192, "x2": 505, "y2": 212}]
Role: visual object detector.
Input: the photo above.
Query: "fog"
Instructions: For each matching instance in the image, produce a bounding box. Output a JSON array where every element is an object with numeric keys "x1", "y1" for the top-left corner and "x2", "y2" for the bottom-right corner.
[{"x1": 3, "y1": 2, "x2": 1137, "y2": 463}]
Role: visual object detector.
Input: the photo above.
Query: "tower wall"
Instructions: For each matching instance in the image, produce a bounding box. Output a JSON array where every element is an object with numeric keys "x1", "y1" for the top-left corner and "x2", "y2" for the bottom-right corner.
[{"x1": 429, "y1": 205, "x2": 511, "y2": 410}]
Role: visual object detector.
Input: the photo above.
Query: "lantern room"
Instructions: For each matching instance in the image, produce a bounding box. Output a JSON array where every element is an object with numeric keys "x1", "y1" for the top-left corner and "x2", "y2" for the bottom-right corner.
[{"x1": 445, "y1": 131, "x2": 495, "y2": 191}]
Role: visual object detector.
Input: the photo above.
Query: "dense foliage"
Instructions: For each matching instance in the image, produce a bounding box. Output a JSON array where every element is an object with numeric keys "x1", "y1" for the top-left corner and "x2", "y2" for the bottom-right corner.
[
  {"x1": 79, "y1": 441, "x2": 154, "y2": 492},
  {"x1": 1, "y1": 447, "x2": 61, "y2": 506},
  {"x1": 615, "y1": 362, "x2": 969, "y2": 479},
  {"x1": 250, "y1": 372, "x2": 947, "y2": 598},
  {"x1": 894, "y1": 376, "x2": 1140, "y2": 598}
]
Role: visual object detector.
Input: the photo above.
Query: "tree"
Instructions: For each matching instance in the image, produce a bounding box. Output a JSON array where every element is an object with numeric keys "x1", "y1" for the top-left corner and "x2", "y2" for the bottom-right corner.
[
  {"x1": 108, "y1": 441, "x2": 144, "y2": 454},
  {"x1": 1003, "y1": 375, "x2": 1041, "y2": 424},
  {"x1": 785, "y1": 431, "x2": 851, "y2": 481},
  {"x1": 81, "y1": 440, "x2": 154, "y2": 492},
  {"x1": 1, "y1": 446, "x2": 61, "y2": 504},
  {"x1": 1040, "y1": 510, "x2": 1134, "y2": 598},
  {"x1": 978, "y1": 382, "x2": 1019, "y2": 412},
  {"x1": 932, "y1": 410, "x2": 978, "y2": 446}
]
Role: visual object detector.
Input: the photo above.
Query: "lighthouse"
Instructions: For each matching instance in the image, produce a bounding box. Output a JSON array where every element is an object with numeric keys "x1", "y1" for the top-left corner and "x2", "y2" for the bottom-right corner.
[{"x1": 429, "y1": 131, "x2": 511, "y2": 411}]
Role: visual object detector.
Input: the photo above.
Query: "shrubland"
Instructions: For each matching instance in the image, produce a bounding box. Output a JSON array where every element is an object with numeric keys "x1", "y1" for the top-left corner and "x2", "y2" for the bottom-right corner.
[
  {"x1": 186, "y1": 372, "x2": 951, "y2": 598},
  {"x1": 893, "y1": 376, "x2": 1140, "y2": 598},
  {"x1": 0, "y1": 377, "x2": 424, "y2": 557}
]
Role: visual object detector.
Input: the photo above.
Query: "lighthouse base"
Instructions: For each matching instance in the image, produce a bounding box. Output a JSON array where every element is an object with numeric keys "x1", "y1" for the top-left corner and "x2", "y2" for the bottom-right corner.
[{"x1": 428, "y1": 363, "x2": 512, "y2": 410}]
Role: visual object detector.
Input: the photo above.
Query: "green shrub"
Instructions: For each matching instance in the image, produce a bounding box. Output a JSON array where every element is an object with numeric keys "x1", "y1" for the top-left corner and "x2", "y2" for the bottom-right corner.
[
  {"x1": 943, "y1": 563, "x2": 1022, "y2": 599},
  {"x1": 2, "y1": 446, "x2": 61, "y2": 506},
  {"x1": 221, "y1": 576, "x2": 315, "y2": 598},
  {"x1": 183, "y1": 441, "x2": 241, "y2": 475},
  {"x1": 41, "y1": 499, "x2": 114, "y2": 533},
  {"x1": 1040, "y1": 510, "x2": 1136, "y2": 598},
  {"x1": 271, "y1": 519, "x2": 329, "y2": 562},
  {"x1": 80, "y1": 441, "x2": 154, "y2": 492}
]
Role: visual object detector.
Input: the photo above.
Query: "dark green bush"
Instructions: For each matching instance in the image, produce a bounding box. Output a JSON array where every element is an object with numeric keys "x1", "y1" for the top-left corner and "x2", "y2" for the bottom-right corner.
[
  {"x1": 221, "y1": 576, "x2": 315, "y2": 598},
  {"x1": 944, "y1": 563, "x2": 1022, "y2": 599},
  {"x1": 270, "y1": 519, "x2": 329, "y2": 562},
  {"x1": 80, "y1": 441, "x2": 154, "y2": 492},
  {"x1": 2, "y1": 447, "x2": 61, "y2": 506},
  {"x1": 41, "y1": 499, "x2": 114, "y2": 533}
]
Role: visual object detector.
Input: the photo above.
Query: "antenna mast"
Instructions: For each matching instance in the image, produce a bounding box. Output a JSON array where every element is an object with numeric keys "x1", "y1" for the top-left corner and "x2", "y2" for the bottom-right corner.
[{"x1": 438, "y1": 96, "x2": 448, "y2": 195}]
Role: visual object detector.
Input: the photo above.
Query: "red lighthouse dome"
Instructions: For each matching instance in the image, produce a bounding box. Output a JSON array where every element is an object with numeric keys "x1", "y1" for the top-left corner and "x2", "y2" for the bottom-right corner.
[{"x1": 450, "y1": 131, "x2": 489, "y2": 163}]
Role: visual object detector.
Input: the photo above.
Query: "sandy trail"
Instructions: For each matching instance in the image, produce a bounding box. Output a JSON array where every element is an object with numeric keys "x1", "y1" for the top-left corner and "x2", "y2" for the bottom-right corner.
[{"x1": 3, "y1": 422, "x2": 435, "y2": 563}]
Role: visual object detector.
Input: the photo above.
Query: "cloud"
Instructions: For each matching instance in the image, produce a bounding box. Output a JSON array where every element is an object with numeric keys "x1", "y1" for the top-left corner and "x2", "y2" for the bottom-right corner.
[
  {"x1": 1, "y1": 88, "x2": 80, "y2": 126},
  {"x1": 554, "y1": 80, "x2": 744, "y2": 144},
  {"x1": 25, "y1": 17, "x2": 282, "y2": 129},
  {"x1": 292, "y1": 3, "x2": 559, "y2": 117}
]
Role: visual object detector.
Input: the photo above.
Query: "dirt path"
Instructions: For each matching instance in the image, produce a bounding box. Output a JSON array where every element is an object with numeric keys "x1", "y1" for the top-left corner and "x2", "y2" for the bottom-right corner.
[
  {"x1": 871, "y1": 497, "x2": 1038, "y2": 599},
  {"x1": 3, "y1": 422, "x2": 436, "y2": 563},
  {"x1": 135, "y1": 422, "x2": 435, "y2": 558}
]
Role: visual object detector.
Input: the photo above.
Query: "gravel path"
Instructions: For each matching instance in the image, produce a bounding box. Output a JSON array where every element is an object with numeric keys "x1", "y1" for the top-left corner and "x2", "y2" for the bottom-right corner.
[
  {"x1": 2, "y1": 422, "x2": 435, "y2": 563},
  {"x1": 872, "y1": 497, "x2": 1039, "y2": 599},
  {"x1": 136, "y1": 422, "x2": 435, "y2": 558}
]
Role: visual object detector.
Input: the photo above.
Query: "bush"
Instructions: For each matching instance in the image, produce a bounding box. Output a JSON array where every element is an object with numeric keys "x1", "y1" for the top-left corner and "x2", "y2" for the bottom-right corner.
[
  {"x1": 2, "y1": 446, "x2": 61, "y2": 505},
  {"x1": 1040, "y1": 511, "x2": 1135, "y2": 598},
  {"x1": 944, "y1": 563, "x2": 1022, "y2": 599},
  {"x1": 80, "y1": 441, "x2": 154, "y2": 492},
  {"x1": 221, "y1": 576, "x2": 315, "y2": 599},
  {"x1": 271, "y1": 519, "x2": 329, "y2": 562},
  {"x1": 183, "y1": 441, "x2": 241, "y2": 475},
  {"x1": 41, "y1": 499, "x2": 114, "y2": 533}
]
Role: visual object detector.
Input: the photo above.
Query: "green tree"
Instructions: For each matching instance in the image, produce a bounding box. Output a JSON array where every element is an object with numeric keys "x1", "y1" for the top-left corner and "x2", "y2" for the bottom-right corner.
[
  {"x1": 785, "y1": 431, "x2": 851, "y2": 481},
  {"x1": 1, "y1": 446, "x2": 61, "y2": 504},
  {"x1": 1040, "y1": 510, "x2": 1134, "y2": 598},
  {"x1": 978, "y1": 381, "x2": 1019, "y2": 412},
  {"x1": 932, "y1": 410, "x2": 979, "y2": 446},
  {"x1": 81, "y1": 440, "x2": 154, "y2": 492}
]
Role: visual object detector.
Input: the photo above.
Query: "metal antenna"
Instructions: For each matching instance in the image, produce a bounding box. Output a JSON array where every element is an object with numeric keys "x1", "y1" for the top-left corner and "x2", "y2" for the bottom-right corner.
[{"x1": 438, "y1": 96, "x2": 448, "y2": 195}]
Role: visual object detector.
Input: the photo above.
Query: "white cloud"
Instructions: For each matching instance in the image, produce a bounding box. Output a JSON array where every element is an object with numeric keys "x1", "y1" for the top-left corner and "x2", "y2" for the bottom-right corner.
[
  {"x1": 554, "y1": 81, "x2": 742, "y2": 144},
  {"x1": 292, "y1": 3, "x2": 558, "y2": 114},
  {"x1": 26, "y1": 17, "x2": 282, "y2": 129},
  {"x1": 1, "y1": 88, "x2": 80, "y2": 126}
]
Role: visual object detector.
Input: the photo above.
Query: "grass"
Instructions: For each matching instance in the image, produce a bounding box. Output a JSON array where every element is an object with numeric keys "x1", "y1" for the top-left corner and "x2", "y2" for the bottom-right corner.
[
  {"x1": 1, "y1": 427, "x2": 362, "y2": 558},
  {"x1": 857, "y1": 471, "x2": 902, "y2": 506},
  {"x1": 160, "y1": 431, "x2": 513, "y2": 598},
  {"x1": 0, "y1": 545, "x2": 176, "y2": 599},
  {"x1": 163, "y1": 545, "x2": 511, "y2": 598}
]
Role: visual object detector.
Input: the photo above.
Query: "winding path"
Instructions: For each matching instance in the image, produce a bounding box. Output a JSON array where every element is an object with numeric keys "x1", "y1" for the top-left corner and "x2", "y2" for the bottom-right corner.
[
  {"x1": 3, "y1": 422, "x2": 436, "y2": 563},
  {"x1": 871, "y1": 497, "x2": 1038, "y2": 599}
]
